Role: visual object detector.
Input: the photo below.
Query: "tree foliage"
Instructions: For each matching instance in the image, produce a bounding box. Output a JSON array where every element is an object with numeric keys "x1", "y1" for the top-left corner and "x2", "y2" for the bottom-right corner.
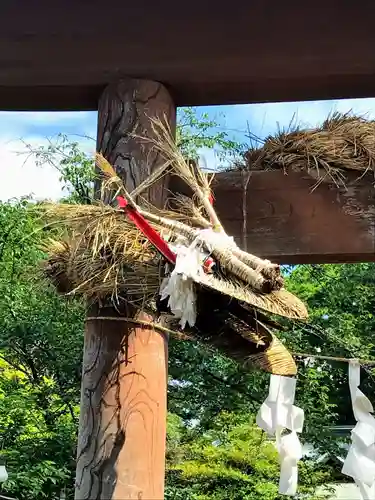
[
  {"x1": 166, "y1": 412, "x2": 331, "y2": 500},
  {"x1": 176, "y1": 108, "x2": 245, "y2": 161},
  {"x1": 0, "y1": 199, "x2": 84, "y2": 499},
  {"x1": 286, "y1": 263, "x2": 375, "y2": 429}
]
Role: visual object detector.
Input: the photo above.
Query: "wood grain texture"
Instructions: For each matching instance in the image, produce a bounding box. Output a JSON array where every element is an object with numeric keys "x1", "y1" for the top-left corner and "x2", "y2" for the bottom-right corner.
[
  {"x1": 3, "y1": 1, "x2": 375, "y2": 109},
  {"x1": 75, "y1": 312, "x2": 167, "y2": 500},
  {"x1": 75, "y1": 79, "x2": 175, "y2": 500},
  {"x1": 170, "y1": 170, "x2": 375, "y2": 264},
  {"x1": 96, "y1": 79, "x2": 175, "y2": 208}
]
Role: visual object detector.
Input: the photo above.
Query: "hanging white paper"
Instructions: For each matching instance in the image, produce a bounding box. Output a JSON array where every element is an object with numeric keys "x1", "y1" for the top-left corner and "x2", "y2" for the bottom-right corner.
[
  {"x1": 256, "y1": 375, "x2": 304, "y2": 496},
  {"x1": 159, "y1": 232, "x2": 210, "y2": 328},
  {"x1": 356, "y1": 479, "x2": 375, "y2": 500},
  {"x1": 159, "y1": 242, "x2": 202, "y2": 328},
  {"x1": 159, "y1": 228, "x2": 236, "y2": 328},
  {"x1": 0, "y1": 465, "x2": 8, "y2": 483},
  {"x1": 342, "y1": 360, "x2": 375, "y2": 496}
]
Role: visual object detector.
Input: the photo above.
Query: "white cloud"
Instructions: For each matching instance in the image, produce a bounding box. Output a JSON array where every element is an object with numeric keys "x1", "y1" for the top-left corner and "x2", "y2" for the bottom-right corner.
[
  {"x1": 0, "y1": 110, "x2": 96, "y2": 151},
  {"x1": 0, "y1": 111, "x2": 93, "y2": 124},
  {"x1": 198, "y1": 147, "x2": 222, "y2": 172},
  {"x1": 0, "y1": 134, "x2": 97, "y2": 202},
  {"x1": 0, "y1": 111, "x2": 97, "y2": 201},
  {"x1": 0, "y1": 111, "x2": 96, "y2": 137},
  {"x1": 0, "y1": 137, "x2": 63, "y2": 201}
]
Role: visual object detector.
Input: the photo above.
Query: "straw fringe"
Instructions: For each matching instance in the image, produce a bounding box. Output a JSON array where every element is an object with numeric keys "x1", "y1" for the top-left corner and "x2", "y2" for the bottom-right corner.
[
  {"x1": 246, "y1": 337, "x2": 297, "y2": 376},
  {"x1": 198, "y1": 273, "x2": 308, "y2": 320}
]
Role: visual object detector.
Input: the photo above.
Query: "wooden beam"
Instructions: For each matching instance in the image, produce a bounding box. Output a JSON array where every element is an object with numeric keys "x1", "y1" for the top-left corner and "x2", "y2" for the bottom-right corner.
[
  {"x1": 75, "y1": 80, "x2": 175, "y2": 500},
  {"x1": 170, "y1": 170, "x2": 375, "y2": 264},
  {"x1": 3, "y1": 1, "x2": 375, "y2": 109}
]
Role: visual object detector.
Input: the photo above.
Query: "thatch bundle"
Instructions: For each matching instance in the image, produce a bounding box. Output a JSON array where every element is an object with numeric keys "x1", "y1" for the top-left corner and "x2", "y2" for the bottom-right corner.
[
  {"x1": 43, "y1": 206, "x2": 162, "y2": 305},
  {"x1": 43, "y1": 205, "x2": 305, "y2": 320},
  {"x1": 239, "y1": 113, "x2": 375, "y2": 185},
  {"x1": 40, "y1": 119, "x2": 309, "y2": 377}
]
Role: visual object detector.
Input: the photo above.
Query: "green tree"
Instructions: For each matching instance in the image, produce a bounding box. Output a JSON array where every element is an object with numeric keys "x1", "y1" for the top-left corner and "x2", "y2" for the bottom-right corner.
[
  {"x1": 165, "y1": 411, "x2": 331, "y2": 500},
  {"x1": 286, "y1": 263, "x2": 375, "y2": 428},
  {"x1": 177, "y1": 107, "x2": 245, "y2": 160},
  {"x1": 22, "y1": 135, "x2": 95, "y2": 204},
  {"x1": 0, "y1": 357, "x2": 77, "y2": 500},
  {"x1": 0, "y1": 199, "x2": 84, "y2": 499}
]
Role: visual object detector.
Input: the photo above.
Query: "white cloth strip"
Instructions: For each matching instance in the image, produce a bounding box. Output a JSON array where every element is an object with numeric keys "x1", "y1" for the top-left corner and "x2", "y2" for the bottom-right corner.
[{"x1": 256, "y1": 375, "x2": 304, "y2": 496}]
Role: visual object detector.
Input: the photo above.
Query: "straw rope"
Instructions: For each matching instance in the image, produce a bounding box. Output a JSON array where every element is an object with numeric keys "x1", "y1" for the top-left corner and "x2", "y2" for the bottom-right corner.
[
  {"x1": 38, "y1": 122, "x2": 311, "y2": 377},
  {"x1": 293, "y1": 352, "x2": 375, "y2": 366},
  {"x1": 86, "y1": 316, "x2": 297, "y2": 376},
  {"x1": 85, "y1": 316, "x2": 192, "y2": 340}
]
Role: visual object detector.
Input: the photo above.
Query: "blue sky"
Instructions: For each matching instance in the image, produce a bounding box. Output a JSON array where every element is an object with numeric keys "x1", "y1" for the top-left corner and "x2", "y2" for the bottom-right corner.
[{"x1": 2, "y1": 97, "x2": 375, "y2": 201}]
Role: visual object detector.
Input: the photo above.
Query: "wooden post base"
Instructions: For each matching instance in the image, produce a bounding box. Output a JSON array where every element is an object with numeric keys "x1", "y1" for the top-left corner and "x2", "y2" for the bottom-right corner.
[{"x1": 75, "y1": 313, "x2": 168, "y2": 499}]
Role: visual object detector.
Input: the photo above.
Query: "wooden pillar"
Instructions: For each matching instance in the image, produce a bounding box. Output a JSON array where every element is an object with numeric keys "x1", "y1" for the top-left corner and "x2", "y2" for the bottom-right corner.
[{"x1": 74, "y1": 80, "x2": 176, "y2": 500}]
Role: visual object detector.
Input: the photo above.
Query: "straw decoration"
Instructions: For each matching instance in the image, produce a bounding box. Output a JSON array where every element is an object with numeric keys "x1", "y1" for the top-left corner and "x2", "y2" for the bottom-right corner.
[
  {"x1": 38, "y1": 119, "x2": 311, "y2": 376},
  {"x1": 237, "y1": 112, "x2": 375, "y2": 188}
]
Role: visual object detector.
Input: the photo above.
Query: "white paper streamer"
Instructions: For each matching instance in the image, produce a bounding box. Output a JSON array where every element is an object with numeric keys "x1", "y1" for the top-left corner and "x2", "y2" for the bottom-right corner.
[
  {"x1": 159, "y1": 228, "x2": 238, "y2": 328},
  {"x1": 356, "y1": 479, "x2": 375, "y2": 500},
  {"x1": 159, "y1": 231, "x2": 207, "y2": 328},
  {"x1": 342, "y1": 360, "x2": 375, "y2": 498},
  {"x1": 159, "y1": 243, "x2": 201, "y2": 328},
  {"x1": 256, "y1": 375, "x2": 304, "y2": 496},
  {"x1": 0, "y1": 465, "x2": 8, "y2": 482}
]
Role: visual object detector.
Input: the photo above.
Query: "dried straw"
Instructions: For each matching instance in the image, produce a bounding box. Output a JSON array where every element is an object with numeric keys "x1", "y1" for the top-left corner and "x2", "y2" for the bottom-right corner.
[
  {"x1": 41, "y1": 205, "x2": 163, "y2": 305},
  {"x1": 42, "y1": 227, "x2": 301, "y2": 375},
  {"x1": 190, "y1": 290, "x2": 298, "y2": 376},
  {"x1": 197, "y1": 273, "x2": 307, "y2": 320},
  {"x1": 246, "y1": 336, "x2": 297, "y2": 376},
  {"x1": 135, "y1": 119, "x2": 221, "y2": 229},
  {"x1": 94, "y1": 147, "x2": 283, "y2": 292},
  {"x1": 237, "y1": 112, "x2": 375, "y2": 187},
  {"x1": 40, "y1": 202, "x2": 306, "y2": 320}
]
